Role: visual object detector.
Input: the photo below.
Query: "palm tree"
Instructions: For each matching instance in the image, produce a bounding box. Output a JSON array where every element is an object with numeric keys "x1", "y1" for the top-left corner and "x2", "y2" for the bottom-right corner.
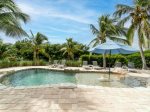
[
  {"x1": 113, "y1": 0, "x2": 150, "y2": 69},
  {"x1": 61, "y1": 38, "x2": 80, "y2": 60},
  {"x1": 0, "y1": 0, "x2": 30, "y2": 37},
  {"x1": 90, "y1": 15, "x2": 127, "y2": 68},
  {"x1": 30, "y1": 31, "x2": 48, "y2": 65}
]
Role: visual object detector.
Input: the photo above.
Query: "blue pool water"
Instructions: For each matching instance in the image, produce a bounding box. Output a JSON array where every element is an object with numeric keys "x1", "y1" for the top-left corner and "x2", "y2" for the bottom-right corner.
[
  {"x1": 1, "y1": 69, "x2": 76, "y2": 86},
  {"x1": 0, "y1": 69, "x2": 141, "y2": 88}
]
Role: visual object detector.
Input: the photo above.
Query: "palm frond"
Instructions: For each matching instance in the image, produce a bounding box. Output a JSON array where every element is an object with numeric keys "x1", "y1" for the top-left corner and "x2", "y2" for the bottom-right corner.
[
  {"x1": 30, "y1": 30, "x2": 34, "y2": 39},
  {"x1": 90, "y1": 24, "x2": 99, "y2": 35},
  {"x1": 117, "y1": 16, "x2": 131, "y2": 26},
  {"x1": 0, "y1": 0, "x2": 20, "y2": 12},
  {"x1": 113, "y1": 4, "x2": 134, "y2": 17},
  {"x1": 127, "y1": 24, "x2": 135, "y2": 45},
  {"x1": 0, "y1": 0, "x2": 30, "y2": 38},
  {"x1": 109, "y1": 36, "x2": 129, "y2": 44},
  {"x1": 88, "y1": 38, "x2": 100, "y2": 47},
  {"x1": 0, "y1": 21, "x2": 28, "y2": 37},
  {"x1": 60, "y1": 47, "x2": 67, "y2": 51},
  {"x1": 62, "y1": 50, "x2": 67, "y2": 56}
]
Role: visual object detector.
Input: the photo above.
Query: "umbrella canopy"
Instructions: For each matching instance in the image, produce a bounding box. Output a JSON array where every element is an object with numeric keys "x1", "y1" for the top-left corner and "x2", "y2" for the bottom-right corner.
[
  {"x1": 90, "y1": 40, "x2": 138, "y2": 54},
  {"x1": 89, "y1": 40, "x2": 138, "y2": 79}
]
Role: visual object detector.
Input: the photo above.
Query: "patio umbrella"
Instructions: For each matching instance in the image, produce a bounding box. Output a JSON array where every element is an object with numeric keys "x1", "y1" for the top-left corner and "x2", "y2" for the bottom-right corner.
[{"x1": 90, "y1": 40, "x2": 138, "y2": 79}]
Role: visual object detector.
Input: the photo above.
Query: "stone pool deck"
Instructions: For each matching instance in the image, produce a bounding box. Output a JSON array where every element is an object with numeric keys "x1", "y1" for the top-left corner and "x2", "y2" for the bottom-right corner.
[
  {"x1": 0, "y1": 66, "x2": 150, "y2": 112},
  {"x1": 0, "y1": 86, "x2": 150, "y2": 112}
]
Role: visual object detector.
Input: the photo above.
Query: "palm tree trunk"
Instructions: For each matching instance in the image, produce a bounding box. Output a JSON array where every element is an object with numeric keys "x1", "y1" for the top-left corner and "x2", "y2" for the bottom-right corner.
[
  {"x1": 33, "y1": 50, "x2": 36, "y2": 66},
  {"x1": 37, "y1": 51, "x2": 39, "y2": 66},
  {"x1": 139, "y1": 40, "x2": 147, "y2": 69},
  {"x1": 103, "y1": 53, "x2": 106, "y2": 68}
]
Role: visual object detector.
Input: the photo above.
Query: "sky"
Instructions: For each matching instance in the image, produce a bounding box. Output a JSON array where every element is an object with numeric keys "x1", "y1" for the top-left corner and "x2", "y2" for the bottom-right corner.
[{"x1": 1, "y1": 0, "x2": 137, "y2": 47}]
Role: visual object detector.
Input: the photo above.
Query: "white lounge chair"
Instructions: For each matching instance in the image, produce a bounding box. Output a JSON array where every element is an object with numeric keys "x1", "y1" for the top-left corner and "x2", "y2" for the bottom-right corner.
[
  {"x1": 114, "y1": 62, "x2": 122, "y2": 68},
  {"x1": 92, "y1": 61, "x2": 102, "y2": 70},
  {"x1": 82, "y1": 61, "x2": 92, "y2": 70},
  {"x1": 58, "y1": 60, "x2": 66, "y2": 68},
  {"x1": 128, "y1": 62, "x2": 137, "y2": 72},
  {"x1": 51, "y1": 60, "x2": 58, "y2": 68}
]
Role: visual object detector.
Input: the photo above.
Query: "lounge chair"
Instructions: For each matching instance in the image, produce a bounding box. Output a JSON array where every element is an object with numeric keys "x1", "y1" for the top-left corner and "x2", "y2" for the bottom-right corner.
[
  {"x1": 114, "y1": 62, "x2": 122, "y2": 68},
  {"x1": 58, "y1": 60, "x2": 66, "y2": 68},
  {"x1": 92, "y1": 61, "x2": 102, "y2": 70},
  {"x1": 82, "y1": 61, "x2": 92, "y2": 70},
  {"x1": 128, "y1": 62, "x2": 137, "y2": 72},
  {"x1": 51, "y1": 60, "x2": 58, "y2": 68}
]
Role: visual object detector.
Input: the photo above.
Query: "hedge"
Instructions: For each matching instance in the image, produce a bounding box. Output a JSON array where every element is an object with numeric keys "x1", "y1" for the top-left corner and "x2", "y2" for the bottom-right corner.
[
  {"x1": 127, "y1": 53, "x2": 150, "y2": 68},
  {"x1": 80, "y1": 53, "x2": 150, "y2": 68},
  {"x1": 0, "y1": 60, "x2": 48, "y2": 68},
  {"x1": 80, "y1": 54, "x2": 128, "y2": 67},
  {"x1": 66, "y1": 60, "x2": 81, "y2": 67}
]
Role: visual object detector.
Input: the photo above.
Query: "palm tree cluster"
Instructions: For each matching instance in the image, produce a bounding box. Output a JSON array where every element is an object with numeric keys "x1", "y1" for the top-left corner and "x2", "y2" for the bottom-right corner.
[
  {"x1": 29, "y1": 31, "x2": 49, "y2": 65},
  {"x1": 90, "y1": 0, "x2": 150, "y2": 69},
  {"x1": 90, "y1": 15, "x2": 127, "y2": 68},
  {"x1": 61, "y1": 38, "x2": 84, "y2": 60}
]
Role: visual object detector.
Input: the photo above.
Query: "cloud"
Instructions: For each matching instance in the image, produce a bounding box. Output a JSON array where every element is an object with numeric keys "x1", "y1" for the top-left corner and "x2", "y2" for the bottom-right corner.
[
  {"x1": 48, "y1": 27, "x2": 78, "y2": 34},
  {"x1": 16, "y1": 1, "x2": 97, "y2": 24}
]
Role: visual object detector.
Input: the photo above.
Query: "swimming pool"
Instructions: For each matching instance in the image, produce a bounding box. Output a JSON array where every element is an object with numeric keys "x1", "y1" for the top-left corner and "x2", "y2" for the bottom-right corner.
[{"x1": 0, "y1": 68, "x2": 138, "y2": 88}]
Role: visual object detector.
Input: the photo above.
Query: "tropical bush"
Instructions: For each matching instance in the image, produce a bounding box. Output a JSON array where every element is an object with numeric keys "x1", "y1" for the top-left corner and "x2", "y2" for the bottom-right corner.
[
  {"x1": 80, "y1": 54, "x2": 128, "y2": 67},
  {"x1": 0, "y1": 60, "x2": 48, "y2": 68},
  {"x1": 38, "y1": 60, "x2": 48, "y2": 66},
  {"x1": 19, "y1": 61, "x2": 34, "y2": 66},
  {"x1": 80, "y1": 51, "x2": 150, "y2": 68},
  {"x1": 127, "y1": 53, "x2": 150, "y2": 68},
  {"x1": 0, "y1": 59, "x2": 19, "y2": 68},
  {"x1": 66, "y1": 60, "x2": 81, "y2": 67}
]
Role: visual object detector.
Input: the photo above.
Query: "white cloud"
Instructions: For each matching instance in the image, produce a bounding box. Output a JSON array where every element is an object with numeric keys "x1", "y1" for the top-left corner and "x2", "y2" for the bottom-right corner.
[
  {"x1": 48, "y1": 27, "x2": 78, "y2": 34},
  {"x1": 16, "y1": 1, "x2": 97, "y2": 24}
]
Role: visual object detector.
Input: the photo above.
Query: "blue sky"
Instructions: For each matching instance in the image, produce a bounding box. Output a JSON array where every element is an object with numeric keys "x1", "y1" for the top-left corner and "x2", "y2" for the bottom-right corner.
[{"x1": 1, "y1": 0, "x2": 135, "y2": 46}]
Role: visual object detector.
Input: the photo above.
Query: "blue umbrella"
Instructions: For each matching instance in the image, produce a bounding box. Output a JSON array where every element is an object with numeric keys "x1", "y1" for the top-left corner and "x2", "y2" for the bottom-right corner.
[
  {"x1": 90, "y1": 40, "x2": 138, "y2": 54},
  {"x1": 90, "y1": 40, "x2": 138, "y2": 79}
]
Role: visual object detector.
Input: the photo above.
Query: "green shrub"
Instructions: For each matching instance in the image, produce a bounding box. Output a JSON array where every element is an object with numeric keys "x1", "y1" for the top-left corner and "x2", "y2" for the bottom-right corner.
[
  {"x1": 0, "y1": 60, "x2": 48, "y2": 68},
  {"x1": 0, "y1": 59, "x2": 19, "y2": 68},
  {"x1": 39, "y1": 60, "x2": 47, "y2": 66},
  {"x1": 127, "y1": 53, "x2": 150, "y2": 68},
  {"x1": 66, "y1": 60, "x2": 81, "y2": 67},
  {"x1": 80, "y1": 52, "x2": 150, "y2": 68},
  {"x1": 0, "y1": 59, "x2": 10, "y2": 68},
  {"x1": 80, "y1": 54, "x2": 128, "y2": 67},
  {"x1": 19, "y1": 61, "x2": 33, "y2": 66}
]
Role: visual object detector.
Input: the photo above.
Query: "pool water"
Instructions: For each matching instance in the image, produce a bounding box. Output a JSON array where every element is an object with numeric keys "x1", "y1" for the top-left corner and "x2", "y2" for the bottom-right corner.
[{"x1": 0, "y1": 69, "x2": 131, "y2": 88}]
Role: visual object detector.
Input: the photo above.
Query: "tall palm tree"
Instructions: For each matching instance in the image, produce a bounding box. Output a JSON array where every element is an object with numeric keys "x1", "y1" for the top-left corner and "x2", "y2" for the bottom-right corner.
[
  {"x1": 30, "y1": 31, "x2": 48, "y2": 65},
  {"x1": 90, "y1": 15, "x2": 127, "y2": 68},
  {"x1": 0, "y1": 0, "x2": 30, "y2": 37},
  {"x1": 113, "y1": 0, "x2": 150, "y2": 69},
  {"x1": 61, "y1": 38, "x2": 80, "y2": 60}
]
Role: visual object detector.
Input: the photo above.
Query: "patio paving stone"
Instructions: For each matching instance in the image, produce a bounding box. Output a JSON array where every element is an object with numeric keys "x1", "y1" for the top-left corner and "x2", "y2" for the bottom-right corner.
[{"x1": 0, "y1": 86, "x2": 149, "y2": 112}]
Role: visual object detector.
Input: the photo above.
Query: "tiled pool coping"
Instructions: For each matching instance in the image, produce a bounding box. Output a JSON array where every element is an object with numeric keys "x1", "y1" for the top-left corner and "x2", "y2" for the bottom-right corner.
[{"x1": 0, "y1": 66, "x2": 122, "y2": 74}]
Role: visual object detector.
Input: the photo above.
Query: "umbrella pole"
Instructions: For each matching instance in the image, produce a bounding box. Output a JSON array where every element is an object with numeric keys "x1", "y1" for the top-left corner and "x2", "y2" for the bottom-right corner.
[{"x1": 109, "y1": 50, "x2": 111, "y2": 80}]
